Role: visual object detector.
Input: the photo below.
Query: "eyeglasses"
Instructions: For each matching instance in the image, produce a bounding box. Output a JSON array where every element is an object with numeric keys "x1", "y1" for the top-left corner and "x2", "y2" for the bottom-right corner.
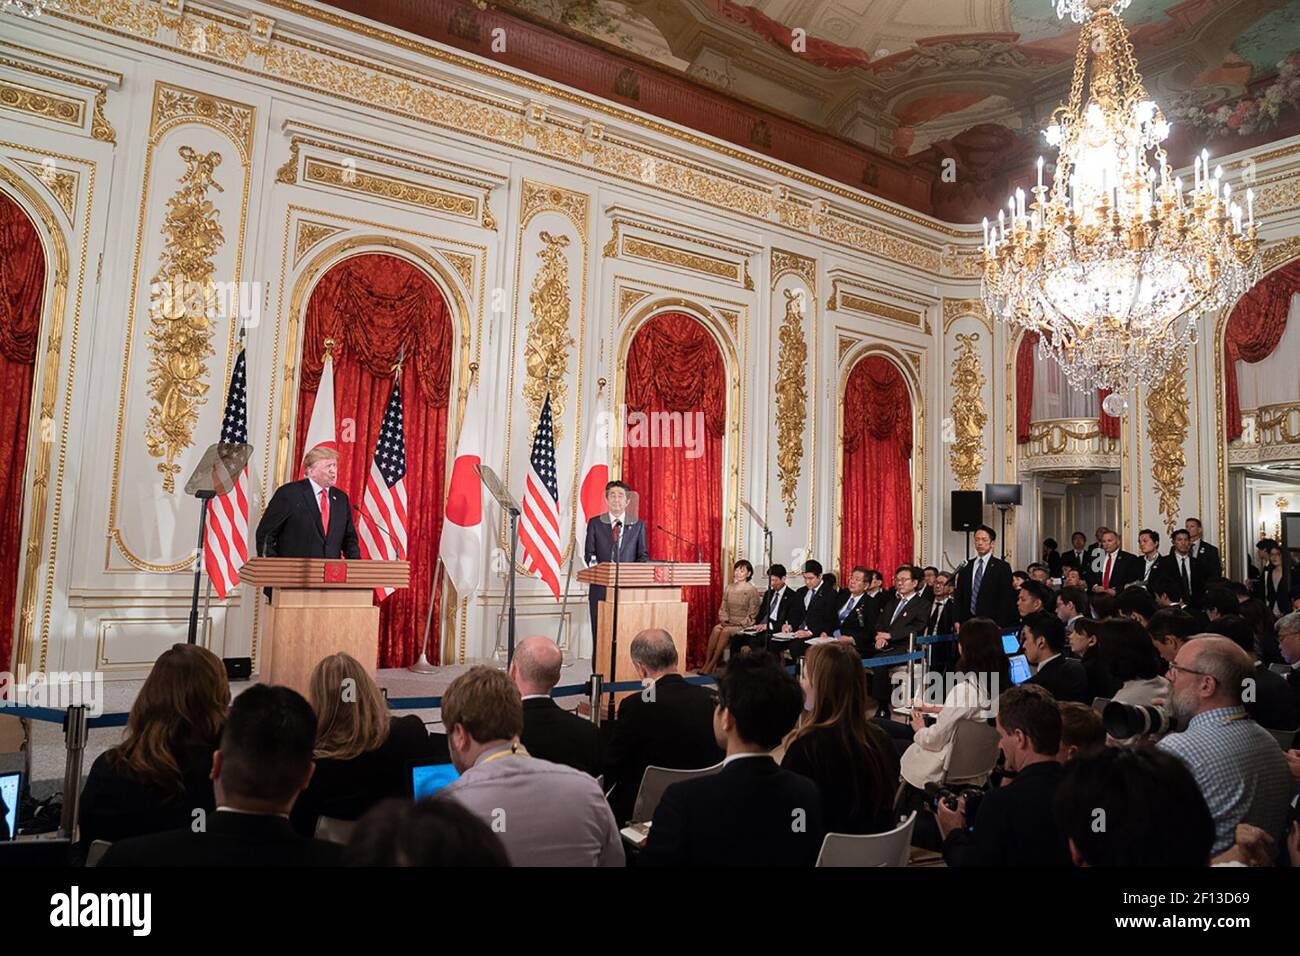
[{"x1": 1167, "y1": 662, "x2": 1211, "y2": 679}]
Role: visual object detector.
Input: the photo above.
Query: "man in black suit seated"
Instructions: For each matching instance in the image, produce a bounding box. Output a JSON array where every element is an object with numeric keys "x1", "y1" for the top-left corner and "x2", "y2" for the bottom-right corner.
[
  {"x1": 640, "y1": 652, "x2": 824, "y2": 866},
  {"x1": 602, "y1": 629, "x2": 723, "y2": 824},
  {"x1": 936, "y1": 684, "x2": 1070, "y2": 866},
  {"x1": 256, "y1": 445, "x2": 360, "y2": 562},
  {"x1": 830, "y1": 565, "x2": 878, "y2": 657},
  {"x1": 1277, "y1": 612, "x2": 1300, "y2": 718},
  {"x1": 775, "y1": 559, "x2": 840, "y2": 661},
  {"x1": 731, "y1": 563, "x2": 797, "y2": 657},
  {"x1": 1208, "y1": 616, "x2": 1300, "y2": 732},
  {"x1": 1021, "y1": 611, "x2": 1090, "y2": 704},
  {"x1": 1090, "y1": 528, "x2": 1144, "y2": 596},
  {"x1": 954, "y1": 525, "x2": 1017, "y2": 628},
  {"x1": 100, "y1": 685, "x2": 342, "y2": 866},
  {"x1": 921, "y1": 570, "x2": 958, "y2": 672},
  {"x1": 511, "y1": 635, "x2": 600, "y2": 776},
  {"x1": 872, "y1": 564, "x2": 931, "y2": 655},
  {"x1": 1016, "y1": 579, "x2": 1055, "y2": 622}
]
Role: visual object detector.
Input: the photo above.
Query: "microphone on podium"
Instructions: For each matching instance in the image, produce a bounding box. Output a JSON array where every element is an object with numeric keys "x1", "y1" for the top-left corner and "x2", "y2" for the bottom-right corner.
[
  {"x1": 656, "y1": 524, "x2": 702, "y2": 563},
  {"x1": 353, "y1": 503, "x2": 399, "y2": 546}
]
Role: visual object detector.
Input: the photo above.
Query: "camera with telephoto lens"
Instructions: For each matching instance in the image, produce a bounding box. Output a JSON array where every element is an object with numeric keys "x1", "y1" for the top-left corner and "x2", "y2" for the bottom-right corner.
[
  {"x1": 932, "y1": 787, "x2": 984, "y2": 825},
  {"x1": 1102, "y1": 700, "x2": 1174, "y2": 739}
]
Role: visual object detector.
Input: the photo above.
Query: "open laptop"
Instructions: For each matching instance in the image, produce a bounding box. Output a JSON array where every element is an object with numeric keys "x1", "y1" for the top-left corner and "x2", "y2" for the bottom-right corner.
[{"x1": 409, "y1": 760, "x2": 460, "y2": 801}]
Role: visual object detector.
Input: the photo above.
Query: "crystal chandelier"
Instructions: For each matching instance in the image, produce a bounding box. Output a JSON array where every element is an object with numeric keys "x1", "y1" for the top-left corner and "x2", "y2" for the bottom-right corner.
[
  {"x1": 981, "y1": 0, "x2": 1261, "y2": 395},
  {"x1": 1, "y1": 0, "x2": 59, "y2": 17}
]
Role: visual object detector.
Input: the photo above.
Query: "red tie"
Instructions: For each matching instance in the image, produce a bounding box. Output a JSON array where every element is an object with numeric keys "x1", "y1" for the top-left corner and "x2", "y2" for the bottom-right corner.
[
  {"x1": 1102, "y1": 553, "x2": 1113, "y2": 589},
  {"x1": 319, "y1": 488, "x2": 330, "y2": 537}
]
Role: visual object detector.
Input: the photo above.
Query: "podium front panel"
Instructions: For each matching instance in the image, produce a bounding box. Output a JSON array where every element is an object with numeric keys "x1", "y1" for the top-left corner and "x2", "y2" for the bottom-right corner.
[
  {"x1": 593, "y1": 588, "x2": 688, "y2": 707},
  {"x1": 266, "y1": 588, "x2": 379, "y2": 696}
]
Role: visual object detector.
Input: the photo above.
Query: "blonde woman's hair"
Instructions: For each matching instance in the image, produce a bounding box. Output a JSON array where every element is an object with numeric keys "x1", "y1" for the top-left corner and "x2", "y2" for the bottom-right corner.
[{"x1": 308, "y1": 653, "x2": 391, "y2": 760}]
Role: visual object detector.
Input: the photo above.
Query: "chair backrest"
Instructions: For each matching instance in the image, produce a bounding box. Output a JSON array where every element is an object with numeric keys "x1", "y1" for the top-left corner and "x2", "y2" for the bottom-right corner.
[
  {"x1": 815, "y1": 811, "x2": 918, "y2": 868},
  {"x1": 941, "y1": 719, "x2": 1001, "y2": 786},
  {"x1": 1267, "y1": 727, "x2": 1296, "y2": 751},
  {"x1": 1091, "y1": 697, "x2": 1112, "y2": 714},
  {"x1": 631, "y1": 761, "x2": 724, "y2": 823},
  {"x1": 313, "y1": 815, "x2": 357, "y2": 845},
  {"x1": 0, "y1": 837, "x2": 71, "y2": 866},
  {"x1": 85, "y1": 839, "x2": 112, "y2": 867}
]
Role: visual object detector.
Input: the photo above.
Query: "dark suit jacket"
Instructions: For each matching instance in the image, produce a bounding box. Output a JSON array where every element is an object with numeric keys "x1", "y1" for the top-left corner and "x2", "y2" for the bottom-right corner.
[
  {"x1": 100, "y1": 809, "x2": 343, "y2": 867},
  {"x1": 256, "y1": 478, "x2": 360, "y2": 560},
  {"x1": 953, "y1": 554, "x2": 1017, "y2": 626},
  {"x1": 77, "y1": 741, "x2": 217, "y2": 853},
  {"x1": 790, "y1": 582, "x2": 839, "y2": 636},
  {"x1": 1093, "y1": 549, "x2": 1144, "y2": 592},
  {"x1": 290, "y1": 715, "x2": 443, "y2": 837},
  {"x1": 1167, "y1": 551, "x2": 1207, "y2": 605},
  {"x1": 1141, "y1": 554, "x2": 1178, "y2": 590},
  {"x1": 874, "y1": 592, "x2": 931, "y2": 652},
  {"x1": 754, "y1": 586, "x2": 800, "y2": 632},
  {"x1": 922, "y1": 598, "x2": 958, "y2": 670},
  {"x1": 1245, "y1": 662, "x2": 1300, "y2": 732},
  {"x1": 1061, "y1": 548, "x2": 1092, "y2": 573},
  {"x1": 833, "y1": 590, "x2": 878, "y2": 655},
  {"x1": 601, "y1": 674, "x2": 723, "y2": 824},
  {"x1": 639, "y1": 756, "x2": 825, "y2": 867},
  {"x1": 583, "y1": 514, "x2": 650, "y2": 565},
  {"x1": 1027, "y1": 654, "x2": 1091, "y2": 704},
  {"x1": 520, "y1": 697, "x2": 601, "y2": 777},
  {"x1": 1192, "y1": 540, "x2": 1223, "y2": 582},
  {"x1": 942, "y1": 761, "x2": 1070, "y2": 867},
  {"x1": 1286, "y1": 669, "x2": 1300, "y2": 723}
]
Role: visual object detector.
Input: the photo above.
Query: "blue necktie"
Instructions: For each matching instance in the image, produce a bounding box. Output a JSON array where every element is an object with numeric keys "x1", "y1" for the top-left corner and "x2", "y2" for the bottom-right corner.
[
  {"x1": 971, "y1": 558, "x2": 984, "y2": 615},
  {"x1": 838, "y1": 597, "x2": 856, "y2": 623}
]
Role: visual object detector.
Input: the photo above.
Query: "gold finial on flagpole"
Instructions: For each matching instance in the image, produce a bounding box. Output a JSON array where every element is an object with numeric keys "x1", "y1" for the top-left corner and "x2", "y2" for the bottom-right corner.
[
  {"x1": 597, "y1": 377, "x2": 607, "y2": 393},
  {"x1": 322, "y1": 337, "x2": 336, "y2": 362},
  {"x1": 468, "y1": 361, "x2": 479, "y2": 384},
  {"x1": 391, "y1": 343, "x2": 405, "y2": 380}
]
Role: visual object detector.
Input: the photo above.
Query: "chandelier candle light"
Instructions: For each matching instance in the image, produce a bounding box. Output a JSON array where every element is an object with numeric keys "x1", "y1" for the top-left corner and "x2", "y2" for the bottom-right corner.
[{"x1": 982, "y1": 0, "x2": 1261, "y2": 404}]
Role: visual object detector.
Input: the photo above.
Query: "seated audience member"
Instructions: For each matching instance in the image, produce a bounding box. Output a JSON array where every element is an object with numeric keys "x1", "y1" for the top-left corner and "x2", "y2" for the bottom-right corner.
[
  {"x1": 100, "y1": 685, "x2": 342, "y2": 866},
  {"x1": 781, "y1": 642, "x2": 899, "y2": 835},
  {"x1": 900, "y1": 618, "x2": 1008, "y2": 790},
  {"x1": 1027, "y1": 562, "x2": 1051, "y2": 584},
  {"x1": 1022, "y1": 611, "x2": 1090, "y2": 704},
  {"x1": 1148, "y1": 607, "x2": 1199, "y2": 667},
  {"x1": 342, "y1": 798, "x2": 510, "y2": 867},
  {"x1": 1068, "y1": 617, "x2": 1119, "y2": 704},
  {"x1": 936, "y1": 684, "x2": 1071, "y2": 867},
  {"x1": 291, "y1": 653, "x2": 444, "y2": 837},
  {"x1": 1012, "y1": 570, "x2": 1029, "y2": 591},
  {"x1": 1054, "y1": 746, "x2": 1216, "y2": 866},
  {"x1": 1277, "y1": 612, "x2": 1300, "y2": 716},
  {"x1": 1098, "y1": 617, "x2": 1169, "y2": 708},
  {"x1": 1202, "y1": 587, "x2": 1238, "y2": 623},
  {"x1": 870, "y1": 565, "x2": 931, "y2": 666},
  {"x1": 1057, "y1": 702, "x2": 1106, "y2": 762},
  {"x1": 1090, "y1": 592, "x2": 1118, "y2": 620},
  {"x1": 640, "y1": 652, "x2": 823, "y2": 867},
  {"x1": 1017, "y1": 579, "x2": 1055, "y2": 621},
  {"x1": 510, "y1": 635, "x2": 600, "y2": 776},
  {"x1": 1115, "y1": 587, "x2": 1158, "y2": 629},
  {"x1": 733, "y1": 563, "x2": 797, "y2": 657},
  {"x1": 79, "y1": 644, "x2": 227, "y2": 852},
  {"x1": 1207, "y1": 616, "x2": 1299, "y2": 731},
  {"x1": 831, "y1": 565, "x2": 881, "y2": 658},
  {"x1": 1239, "y1": 598, "x2": 1283, "y2": 666},
  {"x1": 1063, "y1": 567, "x2": 1086, "y2": 590},
  {"x1": 1056, "y1": 586, "x2": 1088, "y2": 634},
  {"x1": 701, "y1": 560, "x2": 762, "y2": 674},
  {"x1": 1151, "y1": 576, "x2": 1186, "y2": 610},
  {"x1": 602, "y1": 628, "x2": 724, "y2": 824},
  {"x1": 440, "y1": 667, "x2": 622, "y2": 867},
  {"x1": 779, "y1": 559, "x2": 840, "y2": 656},
  {"x1": 1158, "y1": 637, "x2": 1292, "y2": 855}
]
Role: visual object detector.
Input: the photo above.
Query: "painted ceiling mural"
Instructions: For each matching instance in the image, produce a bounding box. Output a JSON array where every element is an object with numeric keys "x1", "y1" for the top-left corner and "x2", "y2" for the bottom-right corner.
[{"x1": 326, "y1": 0, "x2": 1300, "y2": 221}]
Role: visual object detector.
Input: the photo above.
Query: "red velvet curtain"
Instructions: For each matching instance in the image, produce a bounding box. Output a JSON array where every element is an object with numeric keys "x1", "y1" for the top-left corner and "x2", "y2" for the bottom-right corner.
[
  {"x1": 0, "y1": 192, "x2": 43, "y2": 673},
  {"x1": 621, "y1": 312, "x2": 725, "y2": 671},
  {"x1": 841, "y1": 356, "x2": 913, "y2": 579},
  {"x1": 1016, "y1": 331, "x2": 1118, "y2": 441},
  {"x1": 1224, "y1": 261, "x2": 1300, "y2": 440},
  {"x1": 292, "y1": 254, "x2": 452, "y2": 668}
]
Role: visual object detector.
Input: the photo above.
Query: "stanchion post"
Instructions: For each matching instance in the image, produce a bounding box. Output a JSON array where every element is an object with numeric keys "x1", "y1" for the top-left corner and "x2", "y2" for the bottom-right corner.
[
  {"x1": 588, "y1": 673, "x2": 603, "y2": 728},
  {"x1": 59, "y1": 705, "x2": 89, "y2": 839}
]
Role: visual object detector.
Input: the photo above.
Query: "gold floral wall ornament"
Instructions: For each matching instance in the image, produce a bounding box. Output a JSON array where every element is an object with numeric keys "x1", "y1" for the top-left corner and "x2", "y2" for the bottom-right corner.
[
  {"x1": 143, "y1": 145, "x2": 225, "y2": 493},
  {"x1": 91, "y1": 87, "x2": 116, "y2": 144},
  {"x1": 524, "y1": 230, "x2": 575, "y2": 440},
  {"x1": 949, "y1": 332, "x2": 987, "y2": 491},
  {"x1": 775, "y1": 287, "x2": 808, "y2": 525},
  {"x1": 1146, "y1": 351, "x2": 1190, "y2": 536},
  {"x1": 275, "y1": 140, "x2": 299, "y2": 184}
]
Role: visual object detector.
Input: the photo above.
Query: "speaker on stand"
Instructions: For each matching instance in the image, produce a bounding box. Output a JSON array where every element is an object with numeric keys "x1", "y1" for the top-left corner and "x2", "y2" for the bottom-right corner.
[
  {"x1": 985, "y1": 483, "x2": 1023, "y2": 561},
  {"x1": 951, "y1": 490, "x2": 983, "y2": 563}
]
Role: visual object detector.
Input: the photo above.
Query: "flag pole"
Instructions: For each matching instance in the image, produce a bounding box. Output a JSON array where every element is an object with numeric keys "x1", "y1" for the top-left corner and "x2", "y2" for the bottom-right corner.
[{"x1": 408, "y1": 556, "x2": 443, "y2": 673}]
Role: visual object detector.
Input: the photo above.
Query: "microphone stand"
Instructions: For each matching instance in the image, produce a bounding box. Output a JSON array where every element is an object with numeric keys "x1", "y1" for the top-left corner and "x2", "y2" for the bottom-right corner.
[
  {"x1": 608, "y1": 520, "x2": 621, "y2": 722},
  {"x1": 656, "y1": 523, "x2": 702, "y2": 563},
  {"x1": 741, "y1": 498, "x2": 772, "y2": 571}
]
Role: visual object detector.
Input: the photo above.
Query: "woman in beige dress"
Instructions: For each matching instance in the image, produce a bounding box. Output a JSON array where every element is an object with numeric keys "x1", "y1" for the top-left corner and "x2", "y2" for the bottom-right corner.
[{"x1": 700, "y1": 560, "x2": 761, "y2": 674}]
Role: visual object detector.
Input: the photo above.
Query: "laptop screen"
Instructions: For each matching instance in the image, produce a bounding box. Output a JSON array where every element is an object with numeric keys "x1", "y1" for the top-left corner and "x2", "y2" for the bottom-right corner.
[
  {"x1": 1001, "y1": 632, "x2": 1022, "y2": 655},
  {"x1": 1008, "y1": 654, "x2": 1033, "y2": 686},
  {"x1": 410, "y1": 761, "x2": 460, "y2": 800},
  {"x1": 0, "y1": 771, "x2": 19, "y2": 841}
]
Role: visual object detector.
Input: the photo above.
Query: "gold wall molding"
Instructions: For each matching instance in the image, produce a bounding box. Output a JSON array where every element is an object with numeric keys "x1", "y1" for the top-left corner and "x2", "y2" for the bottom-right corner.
[
  {"x1": 1255, "y1": 174, "x2": 1300, "y2": 217},
  {"x1": 91, "y1": 89, "x2": 116, "y2": 144},
  {"x1": 836, "y1": 290, "x2": 925, "y2": 329},
  {"x1": 620, "y1": 235, "x2": 741, "y2": 283},
  {"x1": 1263, "y1": 236, "x2": 1300, "y2": 273},
  {"x1": 1019, "y1": 418, "x2": 1121, "y2": 471},
  {"x1": 949, "y1": 332, "x2": 986, "y2": 491},
  {"x1": 302, "y1": 156, "x2": 480, "y2": 221},
  {"x1": 942, "y1": 296, "x2": 990, "y2": 333},
  {"x1": 292, "y1": 219, "x2": 343, "y2": 265},
  {"x1": 771, "y1": 248, "x2": 816, "y2": 292},
  {"x1": 143, "y1": 145, "x2": 226, "y2": 494},
  {"x1": 524, "y1": 230, "x2": 576, "y2": 442},
  {"x1": 775, "y1": 288, "x2": 807, "y2": 526},
  {"x1": 13, "y1": 158, "x2": 78, "y2": 224},
  {"x1": 0, "y1": 78, "x2": 83, "y2": 127},
  {"x1": 618, "y1": 286, "x2": 652, "y2": 317},
  {"x1": 520, "y1": 180, "x2": 589, "y2": 242},
  {"x1": 276, "y1": 140, "x2": 299, "y2": 184},
  {"x1": 442, "y1": 250, "x2": 477, "y2": 291},
  {"x1": 1146, "y1": 353, "x2": 1189, "y2": 537},
  {"x1": 151, "y1": 83, "x2": 254, "y2": 162}
]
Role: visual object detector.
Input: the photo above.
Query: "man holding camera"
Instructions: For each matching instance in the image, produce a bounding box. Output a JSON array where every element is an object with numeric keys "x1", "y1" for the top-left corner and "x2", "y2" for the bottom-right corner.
[
  {"x1": 936, "y1": 684, "x2": 1071, "y2": 867},
  {"x1": 1156, "y1": 636, "x2": 1291, "y2": 855}
]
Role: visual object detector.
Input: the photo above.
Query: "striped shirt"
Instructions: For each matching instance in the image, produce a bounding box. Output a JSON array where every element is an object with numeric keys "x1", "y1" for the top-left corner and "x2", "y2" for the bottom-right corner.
[{"x1": 1157, "y1": 706, "x2": 1292, "y2": 854}]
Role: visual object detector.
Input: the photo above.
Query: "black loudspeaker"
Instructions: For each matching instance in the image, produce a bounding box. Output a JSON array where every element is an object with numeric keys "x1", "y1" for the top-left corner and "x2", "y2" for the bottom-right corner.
[
  {"x1": 985, "y1": 483, "x2": 1023, "y2": 506},
  {"x1": 223, "y1": 657, "x2": 252, "y2": 681},
  {"x1": 952, "y1": 491, "x2": 983, "y2": 532}
]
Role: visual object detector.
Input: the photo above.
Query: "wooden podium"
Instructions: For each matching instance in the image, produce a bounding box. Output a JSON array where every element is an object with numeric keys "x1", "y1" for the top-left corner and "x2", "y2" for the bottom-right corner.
[
  {"x1": 240, "y1": 557, "x2": 410, "y2": 695},
  {"x1": 576, "y1": 562, "x2": 710, "y2": 700}
]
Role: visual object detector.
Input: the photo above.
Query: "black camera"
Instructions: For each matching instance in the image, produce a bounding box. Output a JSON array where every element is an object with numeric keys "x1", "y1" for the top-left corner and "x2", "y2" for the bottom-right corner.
[
  {"x1": 1102, "y1": 700, "x2": 1174, "y2": 739},
  {"x1": 932, "y1": 786, "x2": 984, "y2": 826}
]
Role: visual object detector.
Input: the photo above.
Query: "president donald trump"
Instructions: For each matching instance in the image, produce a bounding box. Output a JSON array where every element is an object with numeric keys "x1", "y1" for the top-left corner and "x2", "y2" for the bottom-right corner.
[
  {"x1": 256, "y1": 445, "x2": 360, "y2": 562},
  {"x1": 583, "y1": 480, "x2": 649, "y2": 636}
]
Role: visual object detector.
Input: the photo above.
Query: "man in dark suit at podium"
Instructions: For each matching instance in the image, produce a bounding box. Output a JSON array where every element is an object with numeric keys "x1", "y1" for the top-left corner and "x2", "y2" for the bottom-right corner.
[
  {"x1": 256, "y1": 446, "x2": 360, "y2": 561},
  {"x1": 583, "y1": 480, "x2": 650, "y2": 637}
]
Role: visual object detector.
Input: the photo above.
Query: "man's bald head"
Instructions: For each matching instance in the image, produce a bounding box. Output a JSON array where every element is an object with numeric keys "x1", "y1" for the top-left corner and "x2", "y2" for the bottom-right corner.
[
  {"x1": 1168, "y1": 635, "x2": 1253, "y2": 723},
  {"x1": 629, "y1": 628, "x2": 679, "y2": 676},
  {"x1": 510, "y1": 636, "x2": 563, "y2": 696}
]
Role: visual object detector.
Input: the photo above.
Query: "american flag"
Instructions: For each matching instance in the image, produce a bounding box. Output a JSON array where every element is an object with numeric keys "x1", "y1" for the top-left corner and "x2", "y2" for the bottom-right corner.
[
  {"x1": 203, "y1": 347, "x2": 250, "y2": 599},
  {"x1": 356, "y1": 378, "x2": 409, "y2": 599},
  {"x1": 520, "y1": 393, "x2": 562, "y2": 599}
]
